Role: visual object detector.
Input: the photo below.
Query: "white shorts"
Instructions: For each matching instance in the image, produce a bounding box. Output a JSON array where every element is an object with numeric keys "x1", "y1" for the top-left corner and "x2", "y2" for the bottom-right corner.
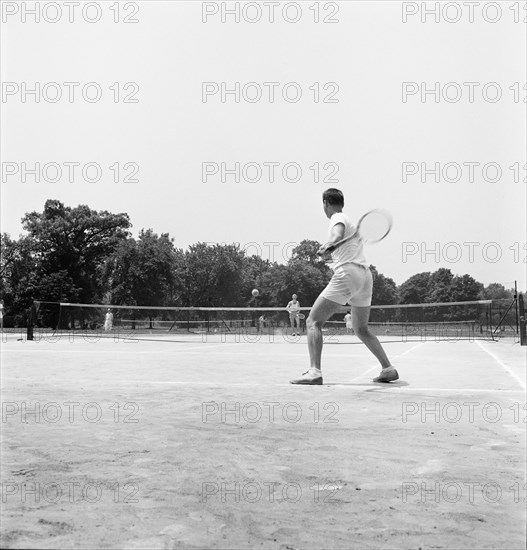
[{"x1": 321, "y1": 263, "x2": 373, "y2": 307}]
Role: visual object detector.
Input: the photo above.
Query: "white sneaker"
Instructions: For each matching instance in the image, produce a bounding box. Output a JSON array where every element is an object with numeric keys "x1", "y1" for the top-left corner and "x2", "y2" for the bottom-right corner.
[
  {"x1": 290, "y1": 369, "x2": 323, "y2": 385},
  {"x1": 373, "y1": 366, "x2": 399, "y2": 383}
]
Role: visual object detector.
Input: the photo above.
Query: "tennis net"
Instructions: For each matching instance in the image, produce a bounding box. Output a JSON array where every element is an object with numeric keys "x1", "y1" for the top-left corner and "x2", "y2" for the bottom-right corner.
[{"x1": 30, "y1": 300, "x2": 493, "y2": 343}]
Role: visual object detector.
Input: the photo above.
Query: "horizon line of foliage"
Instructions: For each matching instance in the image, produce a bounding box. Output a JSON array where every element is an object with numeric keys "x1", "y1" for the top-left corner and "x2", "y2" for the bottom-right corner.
[{"x1": 0, "y1": 200, "x2": 517, "y2": 326}]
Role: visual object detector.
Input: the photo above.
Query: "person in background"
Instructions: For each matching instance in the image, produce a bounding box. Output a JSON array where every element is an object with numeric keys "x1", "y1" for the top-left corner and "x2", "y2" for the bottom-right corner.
[
  {"x1": 104, "y1": 308, "x2": 114, "y2": 331},
  {"x1": 344, "y1": 311, "x2": 354, "y2": 334},
  {"x1": 286, "y1": 294, "x2": 301, "y2": 337}
]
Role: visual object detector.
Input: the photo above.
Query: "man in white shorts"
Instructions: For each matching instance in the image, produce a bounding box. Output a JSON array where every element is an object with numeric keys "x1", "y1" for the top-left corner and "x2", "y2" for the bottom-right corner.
[
  {"x1": 290, "y1": 188, "x2": 398, "y2": 385},
  {"x1": 286, "y1": 294, "x2": 301, "y2": 336}
]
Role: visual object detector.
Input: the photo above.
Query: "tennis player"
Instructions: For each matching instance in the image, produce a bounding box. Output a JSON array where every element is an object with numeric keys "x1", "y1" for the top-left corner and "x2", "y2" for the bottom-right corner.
[
  {"x1": 290, "y1": 188, "x2": 398, "y2": 385},
  {"x1": 0, "y1": 300, "x2": 4, "y2": 331},
  {"x1": 104, "y1": 308, "x2": 113, "y2": 331},
  {"x1": 286, "y1": 294, "x2": 301, "y2": 336},
  {"x1": 344, "y1": 311, "x2": 354, "y2": 334}
]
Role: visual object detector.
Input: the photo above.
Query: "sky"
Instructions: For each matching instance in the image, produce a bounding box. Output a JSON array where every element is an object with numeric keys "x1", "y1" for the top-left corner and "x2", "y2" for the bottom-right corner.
[{"x1": 1, "y1": 1, "x2": 526, "y2": 290}]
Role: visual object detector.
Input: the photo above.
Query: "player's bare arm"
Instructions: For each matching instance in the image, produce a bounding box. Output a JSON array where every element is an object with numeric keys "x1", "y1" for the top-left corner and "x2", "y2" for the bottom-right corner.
[{"x1": 317, "y1": 222, "x2": 345, "y2": 256}]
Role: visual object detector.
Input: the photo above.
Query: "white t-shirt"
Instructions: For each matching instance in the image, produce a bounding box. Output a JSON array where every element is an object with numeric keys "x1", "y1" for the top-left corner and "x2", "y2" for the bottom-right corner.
[
  {"x1": 287, "y1": 300, "x2": 301, "y2": 315},
  {"x1": 344, "y1": 313, "x2": 352, "y2": 328},
  {"x1": 327, "y1": 212, "x2": 368, "y2": 270}
]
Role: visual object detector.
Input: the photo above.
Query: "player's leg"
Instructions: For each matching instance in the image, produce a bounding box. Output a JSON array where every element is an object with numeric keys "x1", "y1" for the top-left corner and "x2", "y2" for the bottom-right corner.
[
  {"x1": 351, "y1": 306, "x2": 399, "y2": 382},
  {"x1": 291, "y1": 267, "x2": 350, "y2": 384},
  {"x1": 346, "y1": 265, "x2": 398, "y2": 382},
  {"x1": 290, "y1": 295, "x2": 341, "y2": 386},
  {"x1": 350, "y1": 306, "x2": 390, "y2": 367},
  {"x1": 307, "y1": 295, "x2": 341, "y2": 368},
  {"x1": 295, "y1": 314, "x2": 301, "y2": 332}
]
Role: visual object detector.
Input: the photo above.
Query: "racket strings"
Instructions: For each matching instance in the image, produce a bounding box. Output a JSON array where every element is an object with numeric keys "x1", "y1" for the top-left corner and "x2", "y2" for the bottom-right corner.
[{"x1": 358, "y1": 211, "x2": 392, "y2": 242}]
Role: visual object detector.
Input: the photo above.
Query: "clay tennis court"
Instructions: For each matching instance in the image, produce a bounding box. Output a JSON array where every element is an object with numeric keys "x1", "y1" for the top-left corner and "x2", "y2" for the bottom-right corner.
[{"x1": 1, "y1": 331, "x2": 525, "y2": 549}]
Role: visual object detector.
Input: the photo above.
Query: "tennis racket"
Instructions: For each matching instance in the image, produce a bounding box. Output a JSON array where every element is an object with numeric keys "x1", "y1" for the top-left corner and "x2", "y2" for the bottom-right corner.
[
  {"x1": 323, "y1": 209, "x2": 393, "y2": 254},
  {"x1": 298, "y1": 313, "x2": 306, "y2": 319}
]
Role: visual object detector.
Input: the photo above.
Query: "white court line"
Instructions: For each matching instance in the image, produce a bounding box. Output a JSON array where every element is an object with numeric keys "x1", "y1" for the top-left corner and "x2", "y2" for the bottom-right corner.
[
  {"x1": 347, "y1": 342, "x2": 425, "y2": 383},
  {"x1": 139, "y1": 382, "x2": 522, "y2": 393},
  {"x1": 1, "y1": 345, "x2": 411, "y2": 358},
  {"x1": 476, "y1": 340, "x2": 526, "y2": 390},
  {"x1": 364, "y1": 386, "x2": 525, "y2": 394},
  {"x1": 6, "y1": 379, "x2": 520, "y2": 394},
  {"x1": 200, "y1": 351, "x2": 369, "y2": 358},
  {"x1": 0, "y1": 343, "x2": 241, "y2": 354}
]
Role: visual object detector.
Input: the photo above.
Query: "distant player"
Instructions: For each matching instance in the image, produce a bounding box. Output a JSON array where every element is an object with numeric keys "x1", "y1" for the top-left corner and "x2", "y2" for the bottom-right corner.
[
  {"x1": 290, "y1": 188, "x2": 398, "y2": 385},
  {"x1": 258, "y1": 315, "x2": 265, "y2": 333},
  {"x1": 286, "y1": 294, "x2": 301, "y2": 336},
  {"x1": 104, "y1": 308, "x2": 113, "y2": 331},
  {"x1": 344, "y1": 311, "x2": 354, "y2": 334},
  {"x1": 0, "y1": 300, "x2": 4, "y2": 331}
]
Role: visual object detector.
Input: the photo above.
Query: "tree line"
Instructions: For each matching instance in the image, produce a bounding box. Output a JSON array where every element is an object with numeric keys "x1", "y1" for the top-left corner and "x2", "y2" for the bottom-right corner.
[{"x1": 0, "y1": 200, "x2": 515, "y2": 327}]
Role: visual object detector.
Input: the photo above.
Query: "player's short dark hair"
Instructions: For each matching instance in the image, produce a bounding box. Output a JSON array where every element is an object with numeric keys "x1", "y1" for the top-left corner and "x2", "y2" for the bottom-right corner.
[{"x1": 323, "y1": 188, "x2": 344, "y2": 207}]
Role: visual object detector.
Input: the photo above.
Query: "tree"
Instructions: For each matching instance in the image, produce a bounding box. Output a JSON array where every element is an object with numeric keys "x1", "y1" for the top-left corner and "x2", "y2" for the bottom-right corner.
[
  {"x1": 241, "y1": 255, "x2": 273, "y2": 306},
  {"x1": 270, "y1": 260, "x2": 332, "y2": 308},
  {"x1": 398, "y1": 272, "x2": 431, "y2": 304},
  {"x1": 185, "y1": 243, "x2": 247, "y2": 307},
  {"x1": 290, "y1": 240, "x2": 323, "y2": 265},
  {"x1": 451, "y1": 274, "x2": 483, "y2": 302},
  {"x1": 1, "y1": 233, "x2": 29, "y2": 301},
  {"x1": 0, "y1": 234, "x2": 39, "y2": 325},
  {"x1": 103, "y1": 229, "x2": 184, "y2": 306},
  {"x1": 290, "y1": 240, "x2": 332, "y2": 276},
  {"x1": 480, "y1": 283, "x2": 514, "y2": 301},
  {"x1": 0, "y1": 233, "x2": 19, "y2": 291},
  {"x1": 426, "y1": 268, "x2": 455, "y2": 303},
  {"x1": 370, "y1": 265, "x2": 398, "y2": 306},
  {"x1": 21, "y1": 200, "x2": 131, "y2": 303}
]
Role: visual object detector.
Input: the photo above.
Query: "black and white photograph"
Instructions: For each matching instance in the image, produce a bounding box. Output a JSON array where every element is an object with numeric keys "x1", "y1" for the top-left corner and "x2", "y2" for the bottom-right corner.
[{"x1": 1, "y1": 1, "x2": 526, "y2": 548}]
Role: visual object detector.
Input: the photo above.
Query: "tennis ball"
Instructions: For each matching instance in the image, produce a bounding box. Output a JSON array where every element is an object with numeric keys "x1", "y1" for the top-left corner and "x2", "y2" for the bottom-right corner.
[{"x1": 252, "y1": 289, "x2": 259, "y2": 297}]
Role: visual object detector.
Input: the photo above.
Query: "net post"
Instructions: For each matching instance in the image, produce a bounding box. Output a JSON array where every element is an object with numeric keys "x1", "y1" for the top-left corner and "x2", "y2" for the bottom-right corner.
[
  {"x1": 513, "y1": 280, "x2": 520, "y2": 335},
  {"x1": 489, "y1": 301, "x2": 494, "y2": 340},
  {"x1": 519, "y1": 293, "x2": 526, "y2": 346},
  {"x1": 26, "y1": 301, "x2": 37, "y2": 341}
]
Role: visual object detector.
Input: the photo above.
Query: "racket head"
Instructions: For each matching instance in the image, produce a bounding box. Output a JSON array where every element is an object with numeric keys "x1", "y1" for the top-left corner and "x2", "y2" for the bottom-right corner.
[
  {"x1": 356, "y1": 209, "x2": 393, "y2": 243},
  {"x1": 298, "y1": 313, "x2": 306, "y2": 319}
]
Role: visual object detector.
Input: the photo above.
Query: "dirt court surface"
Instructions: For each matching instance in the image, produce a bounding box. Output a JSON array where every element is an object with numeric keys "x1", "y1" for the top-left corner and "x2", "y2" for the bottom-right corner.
[{"x1": 1, "y1": 332, "x2": 526, "y2": 549}]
